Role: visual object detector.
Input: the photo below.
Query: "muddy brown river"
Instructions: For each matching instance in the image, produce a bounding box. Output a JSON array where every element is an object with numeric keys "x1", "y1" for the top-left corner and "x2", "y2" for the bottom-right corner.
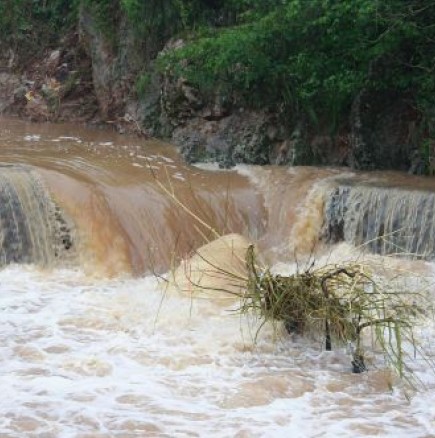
[{"x1": 0, "y1": 117, "x2": 434, "y2": 437}]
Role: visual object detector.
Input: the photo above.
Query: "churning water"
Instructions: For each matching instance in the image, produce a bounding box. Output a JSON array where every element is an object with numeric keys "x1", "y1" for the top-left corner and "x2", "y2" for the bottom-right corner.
[{"x1": 0, "y1": 118, "x2": 435, "y2": 437}]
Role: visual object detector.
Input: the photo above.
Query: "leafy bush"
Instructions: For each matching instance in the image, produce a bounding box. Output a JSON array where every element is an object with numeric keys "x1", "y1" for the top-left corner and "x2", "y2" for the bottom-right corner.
[
  {"x1": 0, "y1": 0, "x2": 76, "y2": 51},
  {"x1": 135, "y1": 71, "x2": 151, "y2": 97},
  {"x1": 158, "y1": 0, "x2": 435, "y2": 124},
  {"x1": 3, "y1": 0, "x2": 435, "y2": 133}
]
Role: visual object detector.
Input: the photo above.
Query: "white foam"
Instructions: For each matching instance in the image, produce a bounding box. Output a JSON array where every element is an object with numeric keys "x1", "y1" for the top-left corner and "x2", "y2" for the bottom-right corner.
[
  {"x1": 1, "y1": 265, "x2": 434, "y2": 436},
  {"x1": 234, "y1": 164, "x2": 264, "y2": 186},
  {"x1": 172, "y1": 172, "x2": 185, "y2": 181},
  {"x1": 194, "y1": 163, "x2": 230, "y2": 172},
  {"x1": 24, "y1": 134, "x2": 41, "y2": 141},
  {"x1": 58, "y1": 136, "x2": 81, "y2": 142},
  {"x1": 159, "y1": 156, "x2": 174, "y2": 163}
]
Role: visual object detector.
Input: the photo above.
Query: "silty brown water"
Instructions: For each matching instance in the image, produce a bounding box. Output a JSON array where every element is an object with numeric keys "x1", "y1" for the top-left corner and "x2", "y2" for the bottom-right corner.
[
  {"x1": 0, "y1": 117, "x2": 266, "y2": 275},
  {"x1": 1, "y1": 117, "x2": 435, "y2": 437}
]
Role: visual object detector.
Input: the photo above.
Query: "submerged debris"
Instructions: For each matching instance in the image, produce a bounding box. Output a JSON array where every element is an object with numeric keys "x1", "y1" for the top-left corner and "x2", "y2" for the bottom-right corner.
[
  {"x1": 241, "y1": 245, "x2": 433, "y2": 388},
  {"x1": 154, "y1": 167, "x2": 435, "y2": 390}
]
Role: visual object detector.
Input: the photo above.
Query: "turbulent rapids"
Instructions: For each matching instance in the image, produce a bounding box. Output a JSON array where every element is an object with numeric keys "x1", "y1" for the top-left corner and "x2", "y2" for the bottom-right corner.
[
  {"x1": 0, "y1": 118, "x2": 265, "y2": 276},
  {"x1": 1, "y1": 117, "x2": 435, "y2": 437},
  {"x1": 3, "y1": 118, "x2": 435, "y2": 272}
]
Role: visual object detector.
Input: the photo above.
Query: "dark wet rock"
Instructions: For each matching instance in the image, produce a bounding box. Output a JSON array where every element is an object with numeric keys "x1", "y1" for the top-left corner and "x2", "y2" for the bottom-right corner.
[
  {"x1": 0, "y1": 72, "x2": 22, "y2": 113},
  {"x1": 351, "y1": 354, "x2": 367, "y2": 373},
  {"x1": 167, "y1": 101, "x2": 286, "y2": 167},
  {"x1": 408, "y1": 149, "x2": 426, "y2": 175},
  {"x1": 322, "y1": 186, "x2": 350, "y2": 243},
  {"x1": 349, "y1": 59, "x2": 420, "y2": 171}
]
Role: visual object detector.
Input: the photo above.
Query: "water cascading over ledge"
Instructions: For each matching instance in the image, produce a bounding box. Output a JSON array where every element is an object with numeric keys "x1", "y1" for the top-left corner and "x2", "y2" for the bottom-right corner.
[
  {"x1": 323, "y1": 184, "x2": 435, "y2": 258},
  {"x1": 0, "y1": 164, "x2": 74, "y2": 266}
]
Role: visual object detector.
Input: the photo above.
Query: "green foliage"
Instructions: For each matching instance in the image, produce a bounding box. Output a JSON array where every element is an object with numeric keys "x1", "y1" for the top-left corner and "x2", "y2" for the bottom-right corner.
[
  {"x1": 120, "y1": 0, "x2": 182, "y2": 41},
  {"x1": 0, "y1": 0, "x2": 77, "y2": 51},
  {"x1": 158, "y1": 0, "x2": 435, "y2": 124},
  {"x1": 80, "y1": 0, "x2": 121, "y2": 47},
  {"x1": 119, "y1": 0, "x2": 247, "y2": 40},
  {"x1": 135, "y1": 72, "x2": 151, "y2": 98},
  {"x1": 3, "y1": 0, "x2": 435, "y2": 132}
]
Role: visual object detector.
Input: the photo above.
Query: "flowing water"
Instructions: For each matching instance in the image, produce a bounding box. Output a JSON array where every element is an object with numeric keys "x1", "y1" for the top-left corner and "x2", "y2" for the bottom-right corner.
[{"x1": 1, "y1": 117, "x2": 435, "y2": 437}]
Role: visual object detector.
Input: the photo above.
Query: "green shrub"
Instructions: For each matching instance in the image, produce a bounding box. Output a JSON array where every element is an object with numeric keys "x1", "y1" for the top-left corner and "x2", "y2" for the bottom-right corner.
[
  {"x1": 0, "y1": 0, "x2": 77, "y2": 53},
  {"x1": 135, "y1": 72, "x2": 151, "y2": 97},
  {"x1": 158, "y1": 0, "x2": 435, "y2": 124}
]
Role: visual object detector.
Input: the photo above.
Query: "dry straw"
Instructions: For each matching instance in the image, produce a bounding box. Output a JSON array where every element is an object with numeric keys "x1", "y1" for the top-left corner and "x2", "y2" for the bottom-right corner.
[
  {"x1": 151, "y1": 163, "x2": 435, "y2": 390},
  {"x1": 242, "y1": 244, "x2": 434, "y2": 387}
]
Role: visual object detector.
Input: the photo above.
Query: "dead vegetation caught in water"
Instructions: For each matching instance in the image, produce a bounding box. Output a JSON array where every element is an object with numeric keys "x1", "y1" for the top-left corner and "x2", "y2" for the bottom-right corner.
[
  {"x1": 152, "y1": 164, "x2": 435, "y2": 391},
  {"x1": 242, "y1": 244, "x2": 435, "y2": 388}
]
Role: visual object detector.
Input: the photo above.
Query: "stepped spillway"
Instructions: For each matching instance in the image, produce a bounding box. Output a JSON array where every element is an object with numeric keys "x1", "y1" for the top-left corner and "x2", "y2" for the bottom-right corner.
[
  {"x1": 324, "y1": 184, "x2": 435, "y2": 258},
  {"x1": 0, "y1": 164, "x2": 73, "y2": 266}
]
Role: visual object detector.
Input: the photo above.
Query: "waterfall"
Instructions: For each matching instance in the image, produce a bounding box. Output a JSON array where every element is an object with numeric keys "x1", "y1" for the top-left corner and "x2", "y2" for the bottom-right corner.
[
  {"x1": 323, "y1": 184, "x2": 435, "y2": 258},
  {"x1": 0, "y1": 164, "x2": 74, "y2": 266}
]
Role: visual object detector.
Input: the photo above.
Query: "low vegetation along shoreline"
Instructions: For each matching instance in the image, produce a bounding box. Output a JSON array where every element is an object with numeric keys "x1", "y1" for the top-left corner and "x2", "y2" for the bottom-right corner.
[{"x1": 1, "y1": 1, "x2": 435, "y2": 173}]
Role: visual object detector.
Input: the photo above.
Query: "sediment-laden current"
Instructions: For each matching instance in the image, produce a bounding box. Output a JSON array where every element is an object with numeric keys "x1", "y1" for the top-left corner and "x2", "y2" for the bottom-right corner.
[{"x1": 0, "y1": 117, "x2": 434, "y2": 437}]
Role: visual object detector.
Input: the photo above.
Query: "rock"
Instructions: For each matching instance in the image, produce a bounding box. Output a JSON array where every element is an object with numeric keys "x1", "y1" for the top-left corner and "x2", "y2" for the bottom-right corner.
[
  {"x1": 0, "y1": 29, "x2": 97, "y2": 122},
  {"x1": 0, "y1": 72, "x2": 21, "y2": 113},
  {"x1": 162, "y1": 38, "x2": 185, "y2": 53},
  {"x1": 349, "y1": 88, "x2": 417, "y2": 170},
  {"x1": 24, "y1": 92, "x2": 50, "y2": 121},
  {"x1": 170, "y1": 109, "x2": 282, "y2": 167},
  {"x1": 285, "y1": 122, "x2": 306, "y2": 165},
  {"x1": 349, "y1": 58, "x2": 419, "y2": 170},
  {"x1": 408, "y1": 149, "x2": 426, "y2": 175},
  {"x1": 79, "y1": 4, "x2": 163, "y2": 123},
  {"x1": 55, "y1": 63, "x2": 70, "y2": 83},
  {"x1": 45, "y1": 49, "x2": 62, "y2": 74},
  {"x1": 275, "y1": 140, "x2": 291, "y2": 165}
]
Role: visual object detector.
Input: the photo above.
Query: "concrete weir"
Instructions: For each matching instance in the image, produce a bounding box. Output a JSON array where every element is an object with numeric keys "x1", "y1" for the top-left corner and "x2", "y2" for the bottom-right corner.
[
  {"x1": 0, "y1": 164, "x2": 74, "y2": 266},
  {"x1": 323, "y1": 184, "x2": 435, "y2": 258}
]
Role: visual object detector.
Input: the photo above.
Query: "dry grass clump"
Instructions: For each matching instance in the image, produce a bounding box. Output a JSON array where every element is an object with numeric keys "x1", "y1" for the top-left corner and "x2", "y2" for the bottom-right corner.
[
  {"x1": 242, "y1": 245, "x2": 433, "y2": 385},
  {"x1": 151, "y1": 164, "x2": 434, "y2": 389}
]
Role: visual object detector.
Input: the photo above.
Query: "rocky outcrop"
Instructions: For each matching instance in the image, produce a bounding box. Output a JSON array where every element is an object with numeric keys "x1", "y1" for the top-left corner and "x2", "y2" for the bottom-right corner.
[
  {"x1": 159, "y1": 61, "x2": 422, "y2": 170},
  {"x1": 349, "y1": 58, "x2": 421, "y2": 171},
  {"x1": 78, "y1": 4, "x2": 162, "y2": 136},
  {"x1": 156, "y1": 43, "x2": 353, "y2": 168},
  {"x1": 349, "y1": 88, "x2": 419, "y2": 171},
  {"x1": 171, "y1": 110, "x2": 287, "y2": 167},
  {"x1": 162, "y1": 103, "x2": 349, "y2": 168},
  {"x1": 159, "y1": 56, "x2": 293, "y2": 167},
  {"x1": 0, "y1": 72, "x2": 22, "y2": 114},
  {"x1": 0, "y1": 32, "x2": 98, "y2": 122},
  {"x1": 78, "y1": 6, "x2": 125, "y2": 120}
]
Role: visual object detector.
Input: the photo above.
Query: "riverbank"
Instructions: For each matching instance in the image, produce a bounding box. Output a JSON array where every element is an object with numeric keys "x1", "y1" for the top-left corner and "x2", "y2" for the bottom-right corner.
[{"x1": 1, "y1": 1, "x2": 435, "y2": 173}]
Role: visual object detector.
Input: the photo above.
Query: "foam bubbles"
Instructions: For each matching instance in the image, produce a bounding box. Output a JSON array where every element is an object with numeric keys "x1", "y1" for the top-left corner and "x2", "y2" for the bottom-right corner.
[{"x1": 1, "y1": 265, "x2": 434, "y2": 436}]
